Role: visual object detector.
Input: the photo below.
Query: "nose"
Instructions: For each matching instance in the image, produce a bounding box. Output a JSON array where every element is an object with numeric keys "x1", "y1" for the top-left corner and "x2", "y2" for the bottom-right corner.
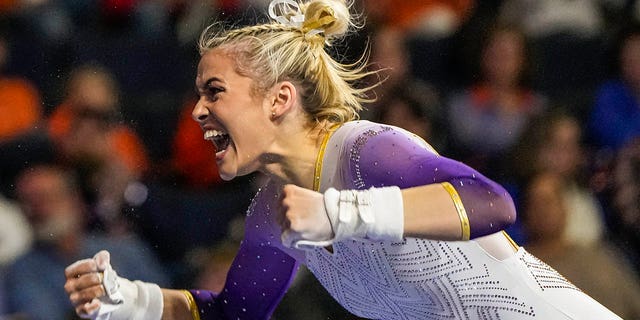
[{"x1": 191, "y1": 99, "x2": 209, "y2": 122}]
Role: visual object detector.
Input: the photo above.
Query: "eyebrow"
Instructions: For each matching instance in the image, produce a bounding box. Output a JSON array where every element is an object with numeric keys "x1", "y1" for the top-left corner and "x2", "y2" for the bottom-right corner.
[{"x1": 196, "y1": 77, "x2": 223, "y2": 93}]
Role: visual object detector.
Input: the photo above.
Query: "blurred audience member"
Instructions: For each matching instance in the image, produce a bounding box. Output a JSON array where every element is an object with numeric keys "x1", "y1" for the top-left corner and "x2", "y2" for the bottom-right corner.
[
  {"x1": 361, "y1": 0, "x2": 475, "y2": 39},
  {"x1": 8, "y1": 0, "x2": 76, "y2": 45},
  {"x1": 47, "y1": 63, "x2": 149, "y2": 232},
  {"x1": 0, "y1": 195, "x2": 32, "y2": 268},
  {"x1": 588, "y1": 24, "x2": 640, "y2": 152},
  {"x1": 374, "y1": 84, "x2": 439, "y2": 143},
  {"x1": 364, "y1": 27, "x2": 446, "y2": 151},
  {"x1": 498, "y1": 0, "x2": 605, "y2": 39},
  {"x1": 0, "y1": 33, "x2": 42, "y2": 142},
  {"x1": 593, "y1": 138, "x2": 640, "y2": 273},
  {"x1": 170, "y1": 93, "x2": 223, "y2": 189},
  {"x1": 522, "y1": 172, "x2": 640, "y2": 319},
  {"x1": 0, "y1": 194, "x2": 32, "y2": 318},
  {"x1": 2, "y1": 164, "x2": 168, "y2": 320},
  {"x1": 447, "y1": 23, "x2": 547, "y2": 177},
  {"x1": 511, "y1": 111, "x2": 605, "y2": 246}
]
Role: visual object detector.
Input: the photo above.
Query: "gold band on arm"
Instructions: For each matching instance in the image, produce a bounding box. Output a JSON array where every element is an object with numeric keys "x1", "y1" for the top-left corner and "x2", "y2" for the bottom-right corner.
[
  {"x1": 181, "y1": 290, "x2": 201, "y2": 320},
  {"x1": 441, "y1": 182, "x2": 471, "y2": 241}
]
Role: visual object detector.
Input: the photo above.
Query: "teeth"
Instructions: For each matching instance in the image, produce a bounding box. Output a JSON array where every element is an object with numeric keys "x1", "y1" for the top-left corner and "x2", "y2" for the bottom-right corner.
[{"x1": 204, "y1": 129, "x2": 227, "y2": 140}]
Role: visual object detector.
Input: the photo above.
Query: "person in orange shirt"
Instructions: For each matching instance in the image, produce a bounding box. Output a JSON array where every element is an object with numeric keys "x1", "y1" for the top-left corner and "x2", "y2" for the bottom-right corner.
[
  {"x1": 361, "y1": 0, "x2": 474, "y2": 38},
  {"x1": 0, "y1": 34, "x2": 42, "y2": 142},
  {"x1": 171, "y1": 94, "x2": 223, "y2": 189},
  {"x1": 47, "y1": 63, "x2": 149, "y2": 231},
  {"x1": 48, "y1": 63, "x2": 148, "y2": 176}
]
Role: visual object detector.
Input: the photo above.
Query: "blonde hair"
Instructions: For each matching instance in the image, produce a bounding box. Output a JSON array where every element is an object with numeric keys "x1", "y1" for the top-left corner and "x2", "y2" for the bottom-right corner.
[{"x1": 198, "y1": 0, "x2": 378, "y2": 124}]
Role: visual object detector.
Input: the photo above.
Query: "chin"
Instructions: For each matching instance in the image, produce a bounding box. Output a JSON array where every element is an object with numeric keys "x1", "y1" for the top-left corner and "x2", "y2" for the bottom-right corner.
[{"x1": 219, "y1": 172, "x2": 236, "y2": 181}]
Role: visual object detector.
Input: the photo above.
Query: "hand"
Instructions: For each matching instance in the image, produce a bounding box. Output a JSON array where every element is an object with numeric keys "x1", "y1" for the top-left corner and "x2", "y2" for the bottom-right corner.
[
  {"x1": 64, "y1": 251, "x2": 163, "y2": 320},
  {"x1": 64, "y1": 250, "x2": 113, "y2": 318},
  {"x1": 279, "y1": 184, "x2": 334, "y2": 248}
]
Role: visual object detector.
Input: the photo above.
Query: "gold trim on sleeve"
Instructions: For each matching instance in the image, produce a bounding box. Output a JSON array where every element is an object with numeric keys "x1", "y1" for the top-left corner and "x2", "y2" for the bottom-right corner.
[
  {"x1": 441, "y1": 182, "x2": 471, "y2": 241},
  {"x1": 181, "y1": 290, "x2": 201, "y2": 320}
]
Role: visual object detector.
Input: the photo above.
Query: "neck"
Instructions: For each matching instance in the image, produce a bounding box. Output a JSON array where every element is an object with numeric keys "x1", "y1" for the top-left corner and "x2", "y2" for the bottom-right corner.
[{"x1": 263, "y1": 120, "x2": 333, "y2": 189}]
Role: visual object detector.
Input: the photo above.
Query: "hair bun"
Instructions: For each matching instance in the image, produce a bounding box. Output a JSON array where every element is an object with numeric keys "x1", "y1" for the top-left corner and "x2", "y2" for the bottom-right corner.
[{"x1": 302, "y1": 0, "x2": 350, "y2": 39}]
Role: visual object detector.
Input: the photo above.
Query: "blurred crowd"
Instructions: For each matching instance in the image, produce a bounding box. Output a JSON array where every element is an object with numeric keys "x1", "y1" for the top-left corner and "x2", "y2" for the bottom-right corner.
[{"x1": 1, "y1": 0, "x2": 640, "y2": 319}]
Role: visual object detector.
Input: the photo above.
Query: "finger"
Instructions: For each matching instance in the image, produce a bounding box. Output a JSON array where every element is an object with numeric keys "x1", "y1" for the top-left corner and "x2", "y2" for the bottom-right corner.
[
  {"x1": 93, "y1": 250, "x2": 111, "y2": 271},
  {"x1": 65, "y1": 272, "x2": 103, "y2": 295},
  {"x1": 69, "y1": 284, "x2": 106, "y2": 307},
  {"x1": 76, "y1": 298, "x2": 101, "y2": 318},
  {"x1": 275, "y1": 197, "x2": 289, "y2": 228},
  {"x1": 65, "y1": 258, "x2": 99, "y2": 279}
]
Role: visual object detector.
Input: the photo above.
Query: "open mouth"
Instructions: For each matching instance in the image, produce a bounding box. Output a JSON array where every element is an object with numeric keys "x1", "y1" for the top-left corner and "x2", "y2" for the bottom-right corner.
[{"x1": 204, "y1": 129, "x2": 230, "y2": 153}]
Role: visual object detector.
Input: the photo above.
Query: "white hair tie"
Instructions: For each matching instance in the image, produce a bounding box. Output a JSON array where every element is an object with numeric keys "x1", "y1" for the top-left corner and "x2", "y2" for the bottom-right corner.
[{"x1": 268, "y1": 0, "x2": 305, "y2": 28}]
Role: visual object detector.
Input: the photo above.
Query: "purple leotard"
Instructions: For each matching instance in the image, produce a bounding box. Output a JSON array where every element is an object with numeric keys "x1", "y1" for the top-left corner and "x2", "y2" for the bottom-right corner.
[{"x1": 189, "y1": 121, "x2": 516, "y2": 319}]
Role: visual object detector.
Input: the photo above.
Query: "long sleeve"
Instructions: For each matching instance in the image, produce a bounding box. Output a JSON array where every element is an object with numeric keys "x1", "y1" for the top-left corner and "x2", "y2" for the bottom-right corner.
[
  {"x1": 189, "y1": 184, "x2": 300, "y2": 319},
  {"x1": 344, "y1": 124, "x2": 516, "y2": 238}
]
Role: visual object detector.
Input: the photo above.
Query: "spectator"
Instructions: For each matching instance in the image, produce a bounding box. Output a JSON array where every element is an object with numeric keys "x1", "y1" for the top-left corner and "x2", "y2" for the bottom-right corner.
[
  {"x1": 511, "y1": 111, "x2": 606, "y2": 246},
  {"x1": 446, "y1": 23, "x2": 547, "y2": 178},
  {"x1": 0, "y1": 195, "x2": 32, "y2": 269},
  {"x1": 588, "y1": 24, "x2": 640, "y2": 152},
  {"x1": 0, "y1": 194, "x2": 32, "y2": 317},
  {"x1": 365, "y1": 26, "x2": 446, "y2": 151},
  {"x1": 361, "y1": 0, "x2": 475, "y2": 39},
  {"x1": 47, "y1": 63, "x2": 150, "y2": 232},
  {"x1": 592, "y1": 137, "x2": 640, "y2": 273},
  {"x1": 498, "y1": 0, "x2": 605, "y2": 39},
  {"x1": 170, "y1": 93, "x2": 224, "y2": 189},
  {"x1": 2, "y1": 164, "x2": 169, "y2": 320},
  {"x1": 0, "y1": 33, "x2": 42, "y2": 142},
  {"x1": 522, "y1": 171, "x2": 640, "y2": 319}
]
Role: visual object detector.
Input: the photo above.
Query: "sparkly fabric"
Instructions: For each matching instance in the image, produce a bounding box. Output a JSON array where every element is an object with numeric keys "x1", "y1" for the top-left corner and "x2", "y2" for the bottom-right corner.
[
  {"x1": 189, "y1": 121, "x2": 620, "y2": 320},
  {"x1": 335, "y1": 122, "x2": 516, "y2": 238}
]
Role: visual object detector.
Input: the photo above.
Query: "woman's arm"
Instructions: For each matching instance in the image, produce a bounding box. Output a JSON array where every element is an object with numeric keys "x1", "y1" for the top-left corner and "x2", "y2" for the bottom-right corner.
[
  {"x1": 161, "y1": 289, "x2": 193, "y2": 320},
  {"x1": 279, "y1": 125, "x2": 517, "y2": 248},
  {"x1": 353, "y1": 126, "x2": 517, "y2": 240},
  {"x1": 400, "y1": 183, "x2": 464, "y2": 240},
  {"x1": 65, "y1": 229, "x2": 298, "y2": 320}
]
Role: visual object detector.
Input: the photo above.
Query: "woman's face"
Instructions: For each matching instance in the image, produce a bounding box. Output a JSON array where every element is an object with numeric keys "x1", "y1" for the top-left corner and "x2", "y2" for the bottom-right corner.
[
  {"x1": 481, "y1": 30, "x2": 525, "y2": 86},
  {"x1": 193, "y1": 48, "x2": 275, "y2": 181}
]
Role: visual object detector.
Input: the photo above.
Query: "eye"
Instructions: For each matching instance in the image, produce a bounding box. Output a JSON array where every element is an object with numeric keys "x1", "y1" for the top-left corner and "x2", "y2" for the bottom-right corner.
[{"x1": 207, "y1": 86, "x2": 224, "y2": 100}]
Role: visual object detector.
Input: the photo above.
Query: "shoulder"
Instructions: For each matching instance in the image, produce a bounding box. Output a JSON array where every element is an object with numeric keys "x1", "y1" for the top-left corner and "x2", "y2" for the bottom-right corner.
[
  {"x1": 336, "y1": 120, "x2": 438, "y2": 157},
  {"x1": 334, "y1": 121, "x2": 440, "y2": 188}
]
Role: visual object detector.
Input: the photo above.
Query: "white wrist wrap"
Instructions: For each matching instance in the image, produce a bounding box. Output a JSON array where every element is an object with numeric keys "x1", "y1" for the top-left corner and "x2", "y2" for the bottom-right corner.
[
  {"x1": 93, "y1": 270, "x2": 163, "y2": 320},
  {"x1": 323, "y1": 186, "x2": 404, "y2": 243}
]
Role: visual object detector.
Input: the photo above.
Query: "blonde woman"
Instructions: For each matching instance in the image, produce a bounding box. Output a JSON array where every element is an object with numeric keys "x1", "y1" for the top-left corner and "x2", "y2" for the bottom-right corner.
[{"x1": 64, "y1": 0, "x2": 621, "y2": 319}]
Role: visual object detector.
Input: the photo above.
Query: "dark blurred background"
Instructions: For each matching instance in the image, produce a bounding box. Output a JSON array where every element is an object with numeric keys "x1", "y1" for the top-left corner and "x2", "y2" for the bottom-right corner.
[{"x1": 1, "y1": 0, "x2": 640, "y2": 319}]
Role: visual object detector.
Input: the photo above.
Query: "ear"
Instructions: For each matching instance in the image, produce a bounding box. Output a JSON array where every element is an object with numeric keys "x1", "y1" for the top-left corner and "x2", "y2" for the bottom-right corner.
[{"x1": 270, "y1": 81, "x2": 297, "y2": 119}]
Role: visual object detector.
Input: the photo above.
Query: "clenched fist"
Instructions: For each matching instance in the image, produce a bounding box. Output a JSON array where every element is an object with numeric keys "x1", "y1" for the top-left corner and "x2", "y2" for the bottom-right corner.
[
  {"x1": 64, "y1": 250, "x2": 113, "y2": 318},
  {"x1": 279, "y1": 184, "x2": 335, "y2": 248}
]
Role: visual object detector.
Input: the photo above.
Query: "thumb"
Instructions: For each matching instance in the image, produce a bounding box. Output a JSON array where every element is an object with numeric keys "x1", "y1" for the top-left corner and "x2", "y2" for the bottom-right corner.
[{"x1": 93, "y1": 250, "x2": 111, "y2": 271}]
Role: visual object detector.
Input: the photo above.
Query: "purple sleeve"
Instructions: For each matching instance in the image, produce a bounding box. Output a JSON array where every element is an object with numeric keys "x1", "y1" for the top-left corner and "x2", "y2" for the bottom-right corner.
[
  {"x1": 349, "y1": 125, "x2": 516, "y2": 238},
  {"x1": 189, "y1": 210, "x2": 299, "y2": 319}
]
